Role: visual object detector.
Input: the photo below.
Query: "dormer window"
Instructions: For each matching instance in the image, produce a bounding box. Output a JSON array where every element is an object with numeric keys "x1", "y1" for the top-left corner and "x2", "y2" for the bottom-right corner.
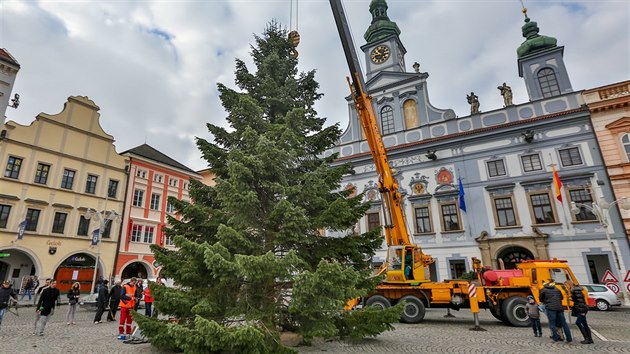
[
  {"x1": 537, "y1": 68, "x2": 561, "y2": 98},
  {"x1": 380, "y1": 106, "x2": 395, "y2": 135}
]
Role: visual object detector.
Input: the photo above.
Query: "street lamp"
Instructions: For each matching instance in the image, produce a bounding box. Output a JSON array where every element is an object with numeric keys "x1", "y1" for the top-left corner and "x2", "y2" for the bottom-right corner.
[
  {"x1": 85, "y1": 208, "x2": 121, "y2": 300},
  {"x1": 570, "y1": 196, "x2": 630, "y2": 305}
]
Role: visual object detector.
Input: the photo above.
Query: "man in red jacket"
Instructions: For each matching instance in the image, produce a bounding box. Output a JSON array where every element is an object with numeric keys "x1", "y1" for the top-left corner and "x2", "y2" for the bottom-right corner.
[{"x1": 144, "y1": 284, "x2": 154, "y2": 317}]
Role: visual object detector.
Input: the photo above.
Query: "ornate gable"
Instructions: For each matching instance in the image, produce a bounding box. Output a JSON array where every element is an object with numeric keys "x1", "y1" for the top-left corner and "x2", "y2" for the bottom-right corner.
[{"x1": 605, "y1": 117, "x2": 630, "y2": 134}]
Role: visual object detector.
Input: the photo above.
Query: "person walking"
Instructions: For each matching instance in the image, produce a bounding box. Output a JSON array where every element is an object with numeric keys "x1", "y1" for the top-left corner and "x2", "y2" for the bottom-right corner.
[
  {"x1": 33, "y1": 278, "x2": 50, "y2": 305},
  {"x1": 0, "y1": 280, "x2": 18, "y2": 329},
  {"x1": 20, "y1": 276, "x2": 34, "y2": 301},
  {"x1": 539, "y1": 280, "x2": 572, "y2": 343},
  {"x1": 93, "y1": 280, "x2": 109, "y2": 324},
  {"x1": 143, "y1": 282, "x2": 153, "y2": 317},
  {"x1": 32, "y1": 279, "x2": 50, "y2": 333},
  {"x1": 134, "y1": 279, "x2": 144, "y2": 311},
  {"x1": 107, "y1": 280, "x2": 122, "y2": 322},
  {"x1": 118, "y1": 277, "x2": 137, "y2": 340},
  {"x1": 35, "y1": 279, "x2": 60, "y2": 336},
  {"x1": 526, "y1": 295, "x2": 542, "y2": 337},
  {"x1": 66, "y1": 282, "x2": 81, "y2": 325},
  {"x1": 567, "y1": 281, "x2": 593, "y2": 344}
]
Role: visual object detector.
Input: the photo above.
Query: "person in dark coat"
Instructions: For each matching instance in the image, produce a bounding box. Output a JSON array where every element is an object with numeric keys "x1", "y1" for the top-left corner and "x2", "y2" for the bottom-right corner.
[
  {"x1": 0, "y1": 280, "x2": 18, "y2": 329},
  {"x1": 539, "y1": 280, "x2": 572, "y2": 343},
  {"x1": 567, "y1": 281, "x2": 593, "y2": 344},
  {"x1": 35, "y1": 279, "x2": 60, "y2": 336},
  {"x1": 107, "y1": 280, "x2": 122, "y2": 322},
  {"x1": 93, "y1": 280, "x2": 109, "y2": 324},
  {"x1": 134, "y1": 279, "x2": 144, "y2": 311}
]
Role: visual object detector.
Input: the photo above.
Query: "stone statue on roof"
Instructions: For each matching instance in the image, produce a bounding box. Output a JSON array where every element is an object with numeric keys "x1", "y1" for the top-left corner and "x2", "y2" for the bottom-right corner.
[
  {"x1": 467, "y1": 92, "x2": 480, "y2": 114},
  {"x1": 498, "y1": 83, "x2": 513, "y2": 107}
]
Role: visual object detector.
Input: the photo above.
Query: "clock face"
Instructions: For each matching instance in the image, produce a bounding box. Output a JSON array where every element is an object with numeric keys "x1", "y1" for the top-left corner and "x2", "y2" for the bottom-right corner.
[{"x1": 370, "y1": 45, "x2": 390, "y2": 64}]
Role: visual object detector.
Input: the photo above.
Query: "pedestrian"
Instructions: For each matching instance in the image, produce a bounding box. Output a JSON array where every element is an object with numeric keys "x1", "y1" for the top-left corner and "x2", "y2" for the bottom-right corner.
[
  {"x1": 35, "y1": 279, "x2": 60, "y2": 336},
  {"x1": 0, "y1": 280, "x2": 18, "y2": 329},
  {"x1": 526, "y1": 295, "x2": 542, "y2": 337},
  {"x1": 66, "y1": 282, "x2": 81, "y2": 325},
  {"x1": 566, "y1": 281, "x2": 593, "y2": 344},
  {"x1": 118, "y1": 277, "x2": 137, "y2": 340},
  {"x1": 134, "y1": 279, "x2": 144, "y2": 311},
  {"x1": 143, "y1": 282, "x2": 153, "y2": 317},
  {"x1": 93, "y1": 280, "x2": 109, "y2": 324},
  {"x1": 539, "y1": 280, "x2": 572, "y2": 343},
  {"x1": 107, "y1": 280, "x2": 122, "y2": 322},
  {"x1": 20, "y1": 276, "x2": 34, "y2": 301}
]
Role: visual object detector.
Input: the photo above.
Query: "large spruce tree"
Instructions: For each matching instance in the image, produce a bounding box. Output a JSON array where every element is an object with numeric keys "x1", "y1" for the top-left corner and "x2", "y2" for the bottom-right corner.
[{"x1": 136, "y1": 22, "x2": 401, "y2": 353}]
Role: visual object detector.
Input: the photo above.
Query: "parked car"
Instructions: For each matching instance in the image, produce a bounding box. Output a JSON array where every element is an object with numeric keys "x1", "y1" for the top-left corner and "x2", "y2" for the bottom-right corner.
[{"x1": 581, "y1": 283, "x2": 621, "y2": 311}]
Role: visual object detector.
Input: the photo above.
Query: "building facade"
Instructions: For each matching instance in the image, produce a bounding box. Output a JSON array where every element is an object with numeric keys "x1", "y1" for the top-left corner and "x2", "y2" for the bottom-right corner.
[
  {"x1": 115, "y1": 144, "x2": 200, "y2": 281},
  {"x1": 326, "y1": 1, "x2": 630, "y2": 284},
  {"x1": 583, "y1": 81, "x2": 630, "y2": 239},
  {"x1": 0, "y1": 96, "x2": 127, "y2": 293},
  {"x1": 0, "y1": 48, "x2": 20, "y2": 127}
]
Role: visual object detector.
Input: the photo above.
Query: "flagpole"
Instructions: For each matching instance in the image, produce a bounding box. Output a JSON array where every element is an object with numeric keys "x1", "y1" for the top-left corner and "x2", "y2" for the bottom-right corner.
[{"x1": 548, "y1": 155, "x2": 570, "y2": 232}]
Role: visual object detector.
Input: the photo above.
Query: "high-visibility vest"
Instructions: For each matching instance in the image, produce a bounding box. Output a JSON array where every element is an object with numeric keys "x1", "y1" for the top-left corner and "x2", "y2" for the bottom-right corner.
[{"x1": 119, "y1": 284, "x2": 137, "y2": 309}]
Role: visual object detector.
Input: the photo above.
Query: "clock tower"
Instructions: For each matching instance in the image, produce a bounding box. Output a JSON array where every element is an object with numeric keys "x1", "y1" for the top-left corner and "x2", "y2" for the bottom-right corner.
[{"x1": 361, "y1": 0, "x2": 407, "y2": 81}]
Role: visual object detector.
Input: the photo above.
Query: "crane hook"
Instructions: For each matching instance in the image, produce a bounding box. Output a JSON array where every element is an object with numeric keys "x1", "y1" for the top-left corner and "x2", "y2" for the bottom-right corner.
[{"x1": 288, "y1": 30, "x2": 300, "y2": 58}]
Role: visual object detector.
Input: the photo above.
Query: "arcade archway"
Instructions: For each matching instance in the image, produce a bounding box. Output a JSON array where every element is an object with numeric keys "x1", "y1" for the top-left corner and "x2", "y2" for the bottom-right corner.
[
  {"x1": 121, "y1": 261, "x2": 149, "y2": 280},
  {"x1": 54, "y1": 253, "x2": 98, "y2": 293},
  {"x1": 497, "y1": 246, "x2": 534, "y2": 270}
]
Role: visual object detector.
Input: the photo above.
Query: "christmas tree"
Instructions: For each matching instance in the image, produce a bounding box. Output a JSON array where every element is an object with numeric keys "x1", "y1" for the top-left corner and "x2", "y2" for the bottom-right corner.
[{"x1": 136, "y1": 22, "x2": 401, "y2": 353}]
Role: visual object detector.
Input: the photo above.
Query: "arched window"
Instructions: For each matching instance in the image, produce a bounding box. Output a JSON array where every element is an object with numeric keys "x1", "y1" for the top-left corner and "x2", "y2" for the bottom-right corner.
[
  {"x1": 622, "y1": 134, "x2": 630, "y2": 161},
  {"x1": 403, "y1": 100, "x2": 418, "y2": 129},
  {"x1": 537, "y1": 68, "x2": 561, "y2": 98},
  {"x1": 380, "y1": 106, "x2": 395, "y2": 135}
]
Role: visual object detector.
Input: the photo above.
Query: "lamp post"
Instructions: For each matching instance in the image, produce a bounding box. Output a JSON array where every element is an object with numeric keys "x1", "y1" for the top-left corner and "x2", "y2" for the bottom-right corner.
[
  {"x1": 85, "y1": 208, "x2": 120, "y2": 300},
  {"x1": 571, "y1": 196, "x2": 630, "y2": 306}
]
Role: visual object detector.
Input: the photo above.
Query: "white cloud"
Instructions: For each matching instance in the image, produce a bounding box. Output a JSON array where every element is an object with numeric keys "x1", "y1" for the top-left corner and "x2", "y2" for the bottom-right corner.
[{"x1": 1, "y1": 0, "x2": 628, "y2": 171}]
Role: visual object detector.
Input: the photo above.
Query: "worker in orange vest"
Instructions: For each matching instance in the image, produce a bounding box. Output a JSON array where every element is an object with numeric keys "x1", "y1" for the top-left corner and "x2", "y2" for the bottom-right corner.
[{"x1": 117, "y1": 277, "x2": 137, "y2": 340}]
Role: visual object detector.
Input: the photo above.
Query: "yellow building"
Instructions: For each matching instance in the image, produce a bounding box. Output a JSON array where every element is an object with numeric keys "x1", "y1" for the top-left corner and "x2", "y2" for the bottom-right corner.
[{"x1": 0, "y1": 96, "x2": 127, "y2": 294}]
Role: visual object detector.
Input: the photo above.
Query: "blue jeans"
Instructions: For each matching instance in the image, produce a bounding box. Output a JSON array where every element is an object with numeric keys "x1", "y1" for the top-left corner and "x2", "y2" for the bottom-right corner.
[
  {"x1": 547, "y1": 309, "x2": 572, "y2": 342},
  {"x1": 0, "y1": 307, "x2": 6, "y2": 327},
  {"x1": 531, "y1": 318, "x2": 541, "y2": 335},
  {"x1": 20, "y1": 289, "x2": 32, "y2": 301}
]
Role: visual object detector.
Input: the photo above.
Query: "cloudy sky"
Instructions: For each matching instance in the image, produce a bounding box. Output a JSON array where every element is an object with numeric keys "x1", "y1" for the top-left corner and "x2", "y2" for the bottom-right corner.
[{"x1": 1, "y1": 0, "x2": 628, "y2": 171}]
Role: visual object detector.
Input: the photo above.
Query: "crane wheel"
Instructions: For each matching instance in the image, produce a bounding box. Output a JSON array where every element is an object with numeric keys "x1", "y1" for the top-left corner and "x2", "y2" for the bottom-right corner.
[
  {"x1": 501, "y1": 296, "x2": 530, "y2": 327},
  {"x1": 399, "y1": 295, "x2": 426, "y2": 323},
  {"x1": 365, "y1": 295, "x2": 391, "y2": 309}
]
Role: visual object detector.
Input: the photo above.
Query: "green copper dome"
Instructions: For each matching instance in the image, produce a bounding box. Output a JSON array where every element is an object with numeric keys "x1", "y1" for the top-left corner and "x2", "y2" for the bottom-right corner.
[
  {"x1": 364, "y1": 0, "x2": 401, "y2": 44},
  {"x1": 517, "y1": 17, "x2": 557, "y2": 58}
]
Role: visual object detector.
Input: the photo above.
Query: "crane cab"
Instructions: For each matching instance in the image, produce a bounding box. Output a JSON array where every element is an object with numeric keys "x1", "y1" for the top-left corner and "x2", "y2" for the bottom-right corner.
[{"x1": 384, "y1": 245, "x2": 433, "y2": 284}]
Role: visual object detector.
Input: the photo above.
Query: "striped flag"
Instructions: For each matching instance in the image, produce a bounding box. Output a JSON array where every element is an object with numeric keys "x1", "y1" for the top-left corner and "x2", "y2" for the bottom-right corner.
[
  {"x1": 17, "y1": 220, "x2": 27, "y2": 240},
  {"x1": 552, "y1": 165, "x2": 563, "y2": 203}
]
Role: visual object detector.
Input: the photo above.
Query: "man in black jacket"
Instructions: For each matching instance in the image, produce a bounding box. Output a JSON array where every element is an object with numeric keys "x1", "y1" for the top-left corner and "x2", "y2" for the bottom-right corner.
[
  {"x1": 93, "y1": 280, "x2": 109, "y2": 324},
  {"x1": 134, "y1": 279, "x2": 144, "y2": 311},
  {"x1": 35, "y1": 279, "x2": 60, "y2": 336},
  {"x1": 539, "y1": 280, "x2": 573, "y2": 342},
  {"x1": 0, "y1": 280, "x2": 17, "y2": 329},
  {"x1": 107, "y1": 280, "x2": 122, "y2": 322}
]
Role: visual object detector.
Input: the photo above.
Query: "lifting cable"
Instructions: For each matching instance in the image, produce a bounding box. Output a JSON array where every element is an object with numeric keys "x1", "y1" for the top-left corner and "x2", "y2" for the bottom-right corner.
[{"x1": 288, "y1": 0, "x2": 300, "y2": 58}]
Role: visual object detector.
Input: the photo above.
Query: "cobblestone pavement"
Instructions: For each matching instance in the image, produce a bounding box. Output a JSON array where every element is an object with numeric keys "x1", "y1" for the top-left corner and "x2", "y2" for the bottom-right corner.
[{"x1": 0, "y1": 304, "x2": 628, "y2": 353}]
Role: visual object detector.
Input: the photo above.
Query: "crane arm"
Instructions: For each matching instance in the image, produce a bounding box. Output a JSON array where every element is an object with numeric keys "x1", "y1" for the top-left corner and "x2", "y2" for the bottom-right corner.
[{"x1": 329, "y1": 0, "x2": 410, "y2": 246}]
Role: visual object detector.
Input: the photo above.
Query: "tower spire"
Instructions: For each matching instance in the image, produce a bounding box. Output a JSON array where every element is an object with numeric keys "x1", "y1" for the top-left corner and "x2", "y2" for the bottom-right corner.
[{"x1": 363, "y1": 0, "x2": 401, "y2": 44}]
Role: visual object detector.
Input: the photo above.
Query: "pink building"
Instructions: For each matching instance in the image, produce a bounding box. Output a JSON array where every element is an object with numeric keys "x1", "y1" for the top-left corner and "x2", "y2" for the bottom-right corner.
[{"x1": 115, "y1": 144, "x2": 200, "y2": 280}]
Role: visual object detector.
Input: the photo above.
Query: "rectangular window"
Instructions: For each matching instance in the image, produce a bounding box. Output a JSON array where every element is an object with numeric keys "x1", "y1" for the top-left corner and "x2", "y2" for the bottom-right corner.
[
  {"x1": 0, "y1": 204, "x2": 11, "y2": 228},
  {"x1": 494, "y1": 197, "x2": 517, "y2": 227},
  {"x1": 521, "y1": 154, "x2": 542, "y2": 172},
  {"x1": 367, "y1": 212, "x2": 381, "y2": 234},
  {"x1": 61, "y1": 169, "x2": 75, "y2": 189},
  {"x1": 108, "y1": 180, "x2": 119, "y2": 199},
  {"x1": 136, "y1": 169, "x2": 147, "y2": 179},
  {"x1": 51, "y1": 212, "x2": 67, "y2": 234},
  {"x1": 153, "y1": 174, "x2": 163, "y2": 183},
  {"x1": 569, "y1": 189, "x2": 597, "y2": 221},
  {"x1": 85, "y1": 174, "x2": 98, "y2": 194},
  {"x1": 530, "y1": 192, "x2": 556, "y2": 224},
  {"x1": 166, "y1": 202, "x2": 175, "y2": 214},
  {"x1": 102, "y1": 220, "x2": 112, "y2": 238},
  {"x1": 131, "y1": 224, "x2": 143, "y2": 242},
  {"x1": 34, "y1": 163, "x2": 51, "y2": 184},
  {"x1": 4, "y1": 156, "x2": 23, "y2": 179},
  {"x1": 487, "y1": 160, "x2": 506, "y2": 177},
  {"x1": 150, "y1": 193, "x2": 160, "y2": 210},
  {"x1": 449, "y1": 259, "x2": 467, "y2": 279},
  {"x1": 559, "y1": 147, "x2": 583, "y2": 167},
  {"x1": 441, "y1": 203, "x2": 461, "y2": 231},
  {"x1": 25, "y1": 208, "x2": 40, "y2": 232},
  {"x1": 165, "y1": 234, "x2": 174, "y2": 246},
  {"x1": 414, "y1": 206, "x2": 432, "y2": 233},
  {"x1": 143, "y1": 226, "x2": 155, "y2": 243},
  {"x1": 133, "y1": 189, "x2": 144, "y2": 207},
  {"x1": 77, "y1": 216, "x2": 89, "y2": 236}
]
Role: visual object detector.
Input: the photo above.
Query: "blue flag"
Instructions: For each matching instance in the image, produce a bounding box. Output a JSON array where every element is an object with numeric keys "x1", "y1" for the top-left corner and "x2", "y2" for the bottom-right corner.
[
  {"x1": 17, "y1": 220, "x2": 27, "y2": 240},
  {"x1": 91, "y1": 228, "x2": 100, "y2": 246},
  {"x1": 458, "y1": 177, "x2": 466, "y2": 212}
]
